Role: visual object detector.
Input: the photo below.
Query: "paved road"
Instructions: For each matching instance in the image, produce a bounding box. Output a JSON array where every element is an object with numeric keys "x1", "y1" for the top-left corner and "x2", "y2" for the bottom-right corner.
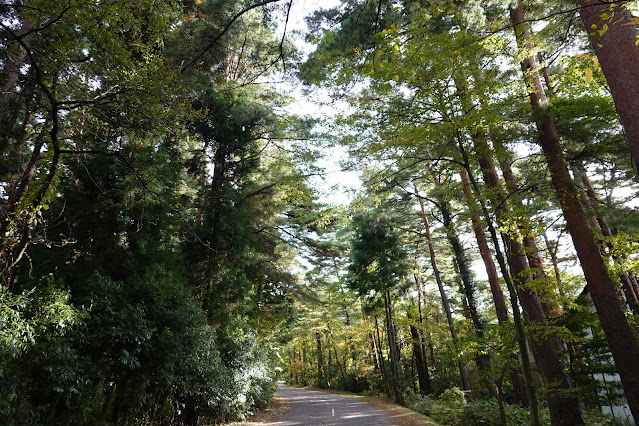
[{"x1": 268, "y1": 385, "x2": 401, "y2": 425}]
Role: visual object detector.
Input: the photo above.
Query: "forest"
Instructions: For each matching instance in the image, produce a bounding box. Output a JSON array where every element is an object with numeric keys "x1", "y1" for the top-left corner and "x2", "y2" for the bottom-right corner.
[{"x1": 2, "y1": 0, "x2": 639, "y2": 425}]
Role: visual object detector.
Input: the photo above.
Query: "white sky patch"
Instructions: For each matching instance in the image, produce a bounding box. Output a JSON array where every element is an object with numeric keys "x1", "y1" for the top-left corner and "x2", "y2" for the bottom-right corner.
[{"x1": 275, "y1": 0, "x2": 362, "y2": 206}]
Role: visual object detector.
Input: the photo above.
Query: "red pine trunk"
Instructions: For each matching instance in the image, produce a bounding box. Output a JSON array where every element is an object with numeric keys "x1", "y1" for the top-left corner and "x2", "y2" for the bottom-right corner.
[
  {"x1": 512, "y1": 1, "x2": 639, "y2": 422},
  {"x1": 576, "y1": 0, "x2": 639, "y2": 174}
]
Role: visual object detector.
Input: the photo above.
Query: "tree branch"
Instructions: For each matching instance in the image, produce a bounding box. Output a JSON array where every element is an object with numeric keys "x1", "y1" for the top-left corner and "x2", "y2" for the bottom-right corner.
[{"x1": 180, "y1": 0, "x2": 285, "y2": 73}]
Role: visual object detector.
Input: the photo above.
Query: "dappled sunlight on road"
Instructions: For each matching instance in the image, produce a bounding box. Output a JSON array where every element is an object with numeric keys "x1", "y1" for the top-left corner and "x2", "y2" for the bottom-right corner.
[{"x1": 264, "y1": 385, "x2": 400, "y2": 425}]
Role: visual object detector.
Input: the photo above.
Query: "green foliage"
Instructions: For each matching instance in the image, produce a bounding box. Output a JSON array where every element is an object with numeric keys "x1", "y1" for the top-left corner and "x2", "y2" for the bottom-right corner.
[
  {"x1": 0, "y1": 0, "x2": 309, "y2": 423},
  {"x1": 347, "y1": 210, "x2": 410, "y2": 301},
  {"x1": 2, "y1": 268, "x2": 277, "y2": 424},
  {"x1": 407, "y1": 391, "x2": 534, "y2": 426},
  {"x1": 0, "y1": 277, "x2": 80, "y2": 358},
  {"x1": 434, "y1": 398, "x2": 531, "y2": 426}
]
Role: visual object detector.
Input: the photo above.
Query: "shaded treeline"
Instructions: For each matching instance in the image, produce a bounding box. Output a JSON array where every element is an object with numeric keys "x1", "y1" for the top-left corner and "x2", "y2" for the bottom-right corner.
[{"x1": 0, "y1": 1, "x2": 319, "y2": 424}]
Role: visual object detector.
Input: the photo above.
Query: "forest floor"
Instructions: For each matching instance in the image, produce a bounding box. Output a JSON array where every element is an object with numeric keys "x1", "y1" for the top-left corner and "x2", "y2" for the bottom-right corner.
[{"x1": 228, "y1": 384, "x2": 439, "y2": 425}]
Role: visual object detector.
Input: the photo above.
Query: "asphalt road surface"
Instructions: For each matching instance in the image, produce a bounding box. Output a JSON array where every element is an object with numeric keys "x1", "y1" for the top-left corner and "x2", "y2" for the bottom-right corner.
[{"x1": 268, "y1": 385, "x2": 401, "y2": 425}]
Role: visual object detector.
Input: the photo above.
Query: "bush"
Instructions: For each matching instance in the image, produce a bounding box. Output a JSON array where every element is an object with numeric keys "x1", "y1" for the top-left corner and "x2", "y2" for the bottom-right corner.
[
  {"x1": 1, "y1": 270, "x2": 276, "y2": 425},
  {"x1": 339, "y1": 373, "x2": 369, "y2": 393},
  {"x1": 457, "y1": 399, "x2": 529, "y2": 426},
  {"x1": 406, "y1": 387, "x2": 531, "y2": 426},
  {"x1": 406, "y1": 394, "x2": 437, "y2": 416}
]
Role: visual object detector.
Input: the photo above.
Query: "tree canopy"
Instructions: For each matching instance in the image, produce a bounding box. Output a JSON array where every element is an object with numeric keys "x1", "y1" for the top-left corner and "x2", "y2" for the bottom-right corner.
[{"x1": 2, "y1": 0, "x2": 639, "y2": 425}]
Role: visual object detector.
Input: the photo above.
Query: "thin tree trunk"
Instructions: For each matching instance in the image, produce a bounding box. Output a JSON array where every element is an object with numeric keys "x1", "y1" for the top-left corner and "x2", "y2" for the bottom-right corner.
[
  {"x1": 410, "y1": 325, "x2": 432, "y2": 395},
  {"x1": 460, "y1": 170, "x2": 529, "y2": 405},
  {"x1": 384, "y1": 291, "x2": 405, "y2": 406},
  {"x1": 375, "y1": 316, "x2": 392, "y2": 398},
  {"x1": 460, "y1": 170, "x2": 509, "y2": 324},
  {"x1": 0, "y1": 19, "x2": 35, "y2": 123},
  {"x1": 614, "y1": 227, "x2": 639, "y2": 303},
  {"x1": 438, "y1": 195, "x2": 498, "y2": 398},
  {"x1": 418, "y1": 196, "x2": 472, "y2": 396},
  {"x1": 511, "y1": 1, "x2": 639, "y2": 422},
  {"x1": 316, "y1": 332, "x2": 326, "y2": 387},
  {"x1": 579, "y1": 171, "x2": 639, "y2": 315},
  {"x1": 412, "y1": 276, "x2": 432, "y2": 394},
  {"x1": 369, "y1": 333, "x2": 380, "y2": 373},
  {"x1": 537, "y1": 52, "x2": 556, "y2": 95},
  {"x1": 543, "y1": 232, "x2": 567, "y2": 300},
  {"x1": 495, "y1": 146, "x2": 561, "y2": 315},
  {"x1": 467, "y1": 133, "x2": 566, "y2": 425}
]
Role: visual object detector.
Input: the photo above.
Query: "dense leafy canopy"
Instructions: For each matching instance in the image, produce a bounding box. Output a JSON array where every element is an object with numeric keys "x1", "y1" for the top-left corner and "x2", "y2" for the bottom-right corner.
[{"x1": 3, "y1": 0, "x2": 639, "y2": 425}]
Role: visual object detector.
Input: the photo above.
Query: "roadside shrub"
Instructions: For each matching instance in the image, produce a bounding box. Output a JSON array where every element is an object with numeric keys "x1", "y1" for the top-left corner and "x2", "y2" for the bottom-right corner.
[
  {"x1": 406, "y1": 394, "x2": 437, "y2": 416},
  {"x1": 409, "y1": 387, "x2": 531, "y2": 426},
  {"x1": 339, "y1": 372, "x2": 369, "y2": 393},
  {"x1": 1, "y1": 270, "x2": 275, "y2": 425},
  {"x1": 457, "y1": 399, "x2": 529, "y2": 425}
]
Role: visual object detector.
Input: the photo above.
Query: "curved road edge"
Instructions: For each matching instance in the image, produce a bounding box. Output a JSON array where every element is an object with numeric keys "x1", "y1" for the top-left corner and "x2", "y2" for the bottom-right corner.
[{"x1": 230, "y1": 383, "x2": 438, "y2": 426}]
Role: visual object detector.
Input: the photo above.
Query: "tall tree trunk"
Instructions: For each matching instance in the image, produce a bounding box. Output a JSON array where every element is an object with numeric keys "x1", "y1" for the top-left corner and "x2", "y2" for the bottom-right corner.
[
  {"x1": 369, "y1": 333, "x2": 381, "y2": 373},
  {"x1": 537, "y1": 52, "x2": 556, "y2": 95},
  {"x1": 460, "y1": 170, "x2": 529, "y2": 405},
  {"x1": 384, "y1": 291, "x2": 405, "y2": 406},
  {"x1": 418, "y1": 196, "x2": 472, "y2": 396},
  {"x1": 0, "y1": 19, "x2": 35, "y2": 126},
  {"x1": 438, "y1": 195, "x2": 499, "y2": 398},
  {"x1": 375, "y1": 316, "x2": 392, "y2": 398},
  {"x1": 576, "y1": 0, "x2": 639, "y2": 175},
  {"x1": 459, "y1": 170, "x2": 509, "y2": 324},
  {"x1": 578, "y1": 171, "x2": 639, "y2": 315},
  {"x1": 470, "y1": 130, "x2": 576, "y2": 424},
  {"x1": 459, "y1": 145, "x2": 539, "y2": 422},
  {"x1": 543, "y1": 232, "x2": 565, "y2": 299},
  {"x1": 495, "y1": 145, "x2": 561, "y2": 315},
  {"x1": 410, "y1": 325, "x2": 432, "y2": 395},
  {"x1": 511, "y1": 1, "x2": 639, "y2": 423},
  {"x1": 316, "y1": 332, "x2": 326, "y2": 387}
]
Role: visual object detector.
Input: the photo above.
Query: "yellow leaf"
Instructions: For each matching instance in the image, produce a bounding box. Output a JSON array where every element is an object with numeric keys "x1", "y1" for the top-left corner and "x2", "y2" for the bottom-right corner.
[
  {"x1": 394, "y1": 74, "x2": 399, "y2": 82},
  {"x1": 585, "y1": 67, "x2": 593, "y2": 84},
  {"x1": 600, "y1": 12, "x2": 609, "y2": 20}
]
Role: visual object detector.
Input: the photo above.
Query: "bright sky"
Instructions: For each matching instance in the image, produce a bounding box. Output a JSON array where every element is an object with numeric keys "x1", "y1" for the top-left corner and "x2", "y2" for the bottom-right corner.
[{"x1": 276, "y1": 0, "x2": 362, "y2": 206}]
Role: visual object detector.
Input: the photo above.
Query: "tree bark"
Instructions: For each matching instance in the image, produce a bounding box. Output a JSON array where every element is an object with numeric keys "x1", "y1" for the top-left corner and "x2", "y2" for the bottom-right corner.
[
  {"x1": 511, "y1": 1, "x2": 639, "y2": 423},
  {"x1": 316, "y1": 331, "x2": 326, "y2": 386},
  {"x1": 472, "y1": 126, "x2": 578, "y2": 424},
  {"x1": 410, "y1": 325, "x2": 432, "y2": 394},
  {"x1": 495, "y1": 147, "x2": 561, "y2": 315},
  {"x1": 460, "y1": 170, "x2": 529, "y2": 405},
  {"x1": 576, "y1": 0, "x2": 639, "y2": 175},
  {"x1": 0, "y1": 19, "x2": 35, "y2": 125},
  {"x1": 543, "y1": 232, "x2": 566, "y2": 300},
  {"x1": 438, "y1": 195, "x2": 498, "y2": 398},
  {"x1": 459, "y1": 146, "x2": 538, "y2": 421},
  {"x1": 384, "y1": 291, "x2": 405, "y2": 406},
  {"x1": 460, "y1": 171, "x2": 509, "y2": 324},
  {"x1": 579, "y1": 172, "x2": 639, "y2": 315},
  {"x1": 375, "y1": 316, "x2": 392, "y2": 398},
  {"x1": 418, "y1": 196, "x2": 472, "y2": 396}
]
